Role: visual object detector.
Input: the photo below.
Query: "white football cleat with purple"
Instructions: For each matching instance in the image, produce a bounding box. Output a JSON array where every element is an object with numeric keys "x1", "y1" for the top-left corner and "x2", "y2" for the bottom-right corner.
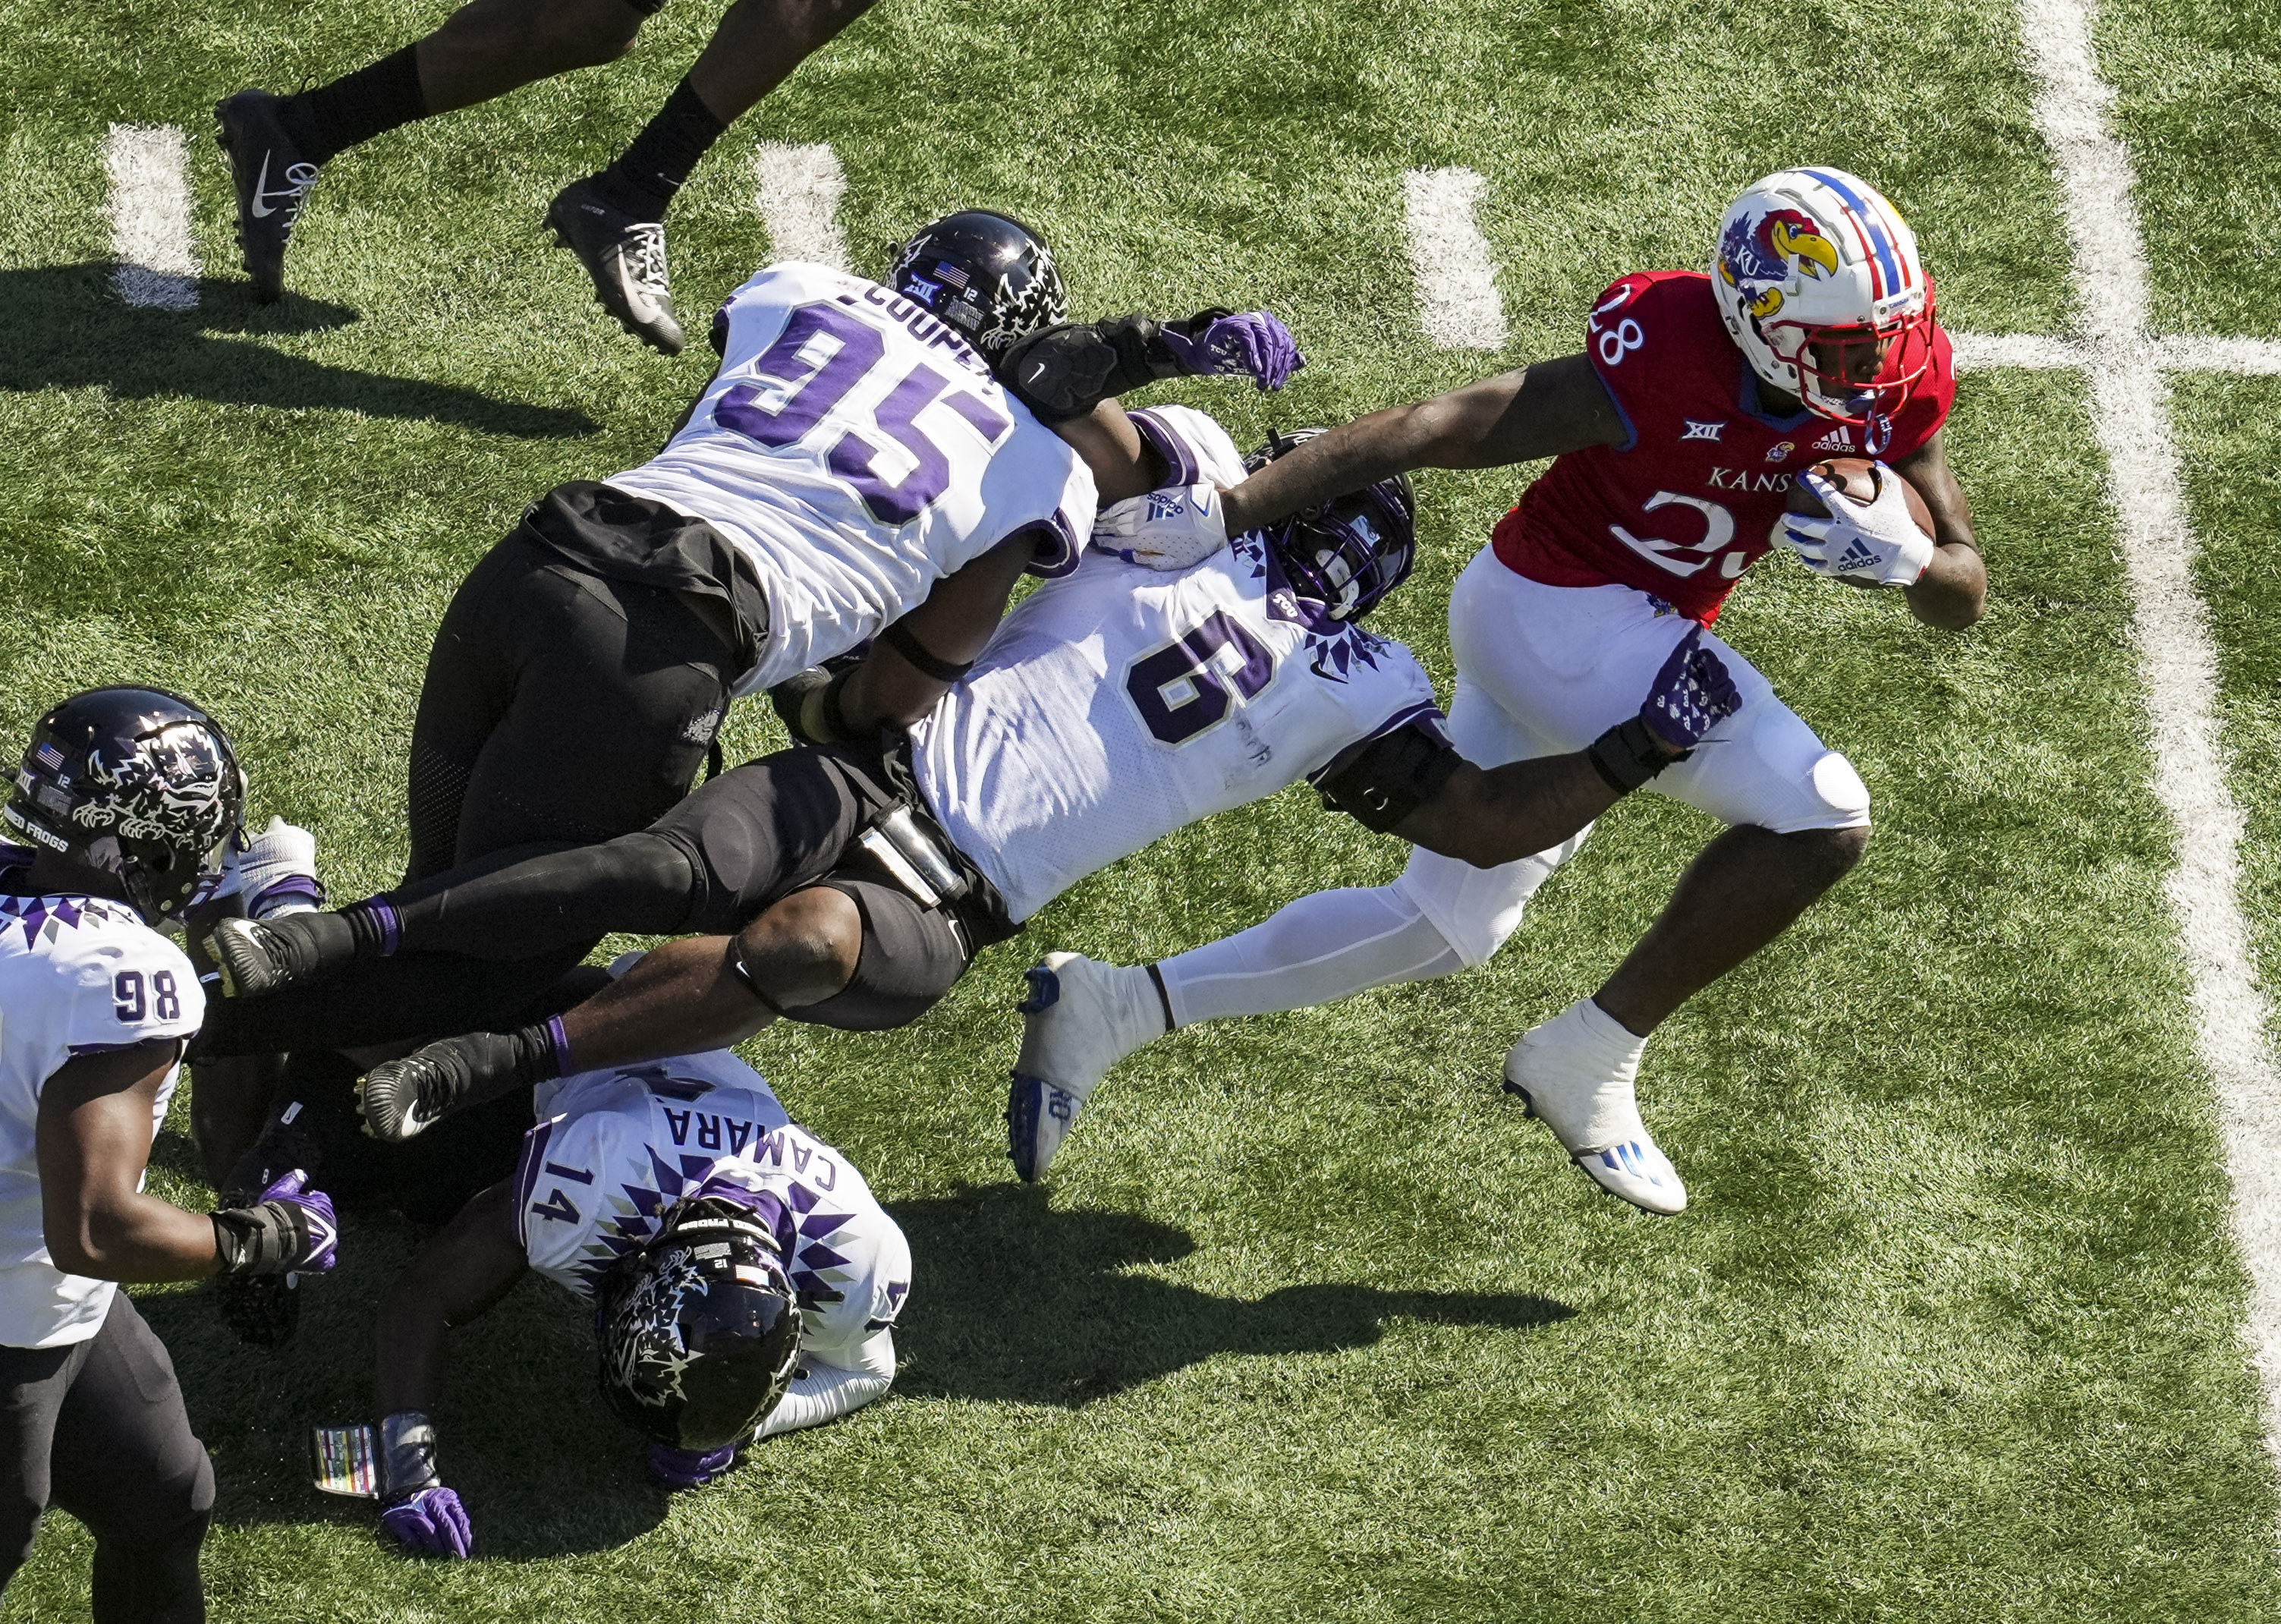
[{"x1": 1005, "y1": 952, "x2": 1168, "y2": 1182}]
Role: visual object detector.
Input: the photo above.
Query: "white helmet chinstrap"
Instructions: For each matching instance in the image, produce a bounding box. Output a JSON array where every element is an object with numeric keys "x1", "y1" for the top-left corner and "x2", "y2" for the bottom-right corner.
[{"x1": 1710, "y1": 167, "x2": 1935, "y2": 428}]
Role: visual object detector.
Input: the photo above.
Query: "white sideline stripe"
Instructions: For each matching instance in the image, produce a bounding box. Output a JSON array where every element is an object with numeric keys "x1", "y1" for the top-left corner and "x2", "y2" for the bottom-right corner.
[
  {"x1": 1950, "y1": 331, "x2": 2281, "y2": 375},
  {"x1": 102, "y1": 124, "x2": 197, "y2": 310},
  {"x1": 2021, "y1": 0, "x2": 2281, "y2": 1452},
  {"x1": 754, "y1": 142, "x2": 850, "y2": 273},
  {"x1": 1404, "y1": 168, "x2": 1506, "y2": 350}
]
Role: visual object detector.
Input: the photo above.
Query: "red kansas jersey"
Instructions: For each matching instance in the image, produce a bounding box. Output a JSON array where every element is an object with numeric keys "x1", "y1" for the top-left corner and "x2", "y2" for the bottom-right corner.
[{"x1": 1493, "y1": 269, "x2": 1955, "y2": 624}]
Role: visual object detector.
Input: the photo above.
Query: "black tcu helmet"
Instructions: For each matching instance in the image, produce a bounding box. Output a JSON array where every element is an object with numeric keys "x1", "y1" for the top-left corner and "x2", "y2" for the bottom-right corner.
[
  {"x1": 888, "y1": 210, "x2": 1068, "y2": 357},
  {"x1": 5, "y1": 688, "x2": 244, "y2": 925},
  {"x1": 596, "y1": 1194, "x2": 803, "y2": 1450},
  {"x1": 1247, "y1": 430, "x2": 1419, "y2": 622}
]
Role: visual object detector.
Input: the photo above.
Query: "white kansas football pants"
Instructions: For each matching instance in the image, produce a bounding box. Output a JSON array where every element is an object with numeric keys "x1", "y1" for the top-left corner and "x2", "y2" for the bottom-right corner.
[{"x1": 1157, "y1": 546, "x2": 1870, "y2": 1027}]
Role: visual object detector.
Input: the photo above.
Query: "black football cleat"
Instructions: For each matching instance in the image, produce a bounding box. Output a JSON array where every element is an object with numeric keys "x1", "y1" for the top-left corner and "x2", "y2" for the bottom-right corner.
[
  {"x1": 214, "y1": 90, "x2": 320, "y2": 301},
  {"x1": 544, "y1": 178, "x2": 685, "y2": 354},
  {"x1": 357, "y1": 1032, "x2": 525, "y2": 1144},
  {"x1": 205, "y1": 914, "x2": 324, "y2": 999}
]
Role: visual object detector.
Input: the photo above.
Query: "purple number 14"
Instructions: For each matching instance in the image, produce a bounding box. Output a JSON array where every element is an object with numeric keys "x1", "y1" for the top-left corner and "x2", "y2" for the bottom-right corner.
[{"x1": 715, "y1": 302, "x2": 1015, "y2": 524}]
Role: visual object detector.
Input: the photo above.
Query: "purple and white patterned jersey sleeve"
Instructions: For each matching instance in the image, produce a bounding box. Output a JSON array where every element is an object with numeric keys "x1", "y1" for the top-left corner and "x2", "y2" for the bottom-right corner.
[{"x1": 1128, "y1": 405, "x2": 1249, "y2": 493}]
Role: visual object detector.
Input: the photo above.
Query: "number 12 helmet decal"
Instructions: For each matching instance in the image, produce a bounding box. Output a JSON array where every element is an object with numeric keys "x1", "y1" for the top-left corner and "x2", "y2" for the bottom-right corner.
[
  {"x1": 1710, "y1": 168, "x2": 1936, "y2": 426},
  {"x1": 5, "y1": 688, "x2": 244, "y2": 925},
  {"x1": 1246, "y1": 429, "x2": 1419, "y2": 622},
  {"x1": 888, "y1": 211, "x2": 1068, "y2": 358}
]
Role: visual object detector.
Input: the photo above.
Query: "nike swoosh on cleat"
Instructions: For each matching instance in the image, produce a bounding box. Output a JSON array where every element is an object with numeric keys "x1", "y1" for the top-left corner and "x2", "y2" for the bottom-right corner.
[{"x1": 250, "y1": 153, "x2": 275, "y2": 217}]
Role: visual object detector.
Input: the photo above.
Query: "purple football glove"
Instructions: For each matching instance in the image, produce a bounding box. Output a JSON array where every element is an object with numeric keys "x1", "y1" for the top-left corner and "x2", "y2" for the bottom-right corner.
[
  {"x1": 649, "y1": 1440, "x2": 740, "y2": 1490},
  {"x1": 258, "y1": 1170, "x2": 338, "y2": 1273},
  {"x1": 1641, "y1": 628, "x2": 1741, "y2": 751},
  {"x1": 1158, "y1": 311, "x2": 1306, "y2": 392},
  {"x1": 381, "y1": 1486, "x2": 471, "y2": 1559}
]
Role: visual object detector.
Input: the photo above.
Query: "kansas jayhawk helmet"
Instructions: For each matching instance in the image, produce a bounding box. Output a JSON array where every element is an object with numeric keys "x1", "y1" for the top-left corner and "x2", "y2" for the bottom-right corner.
[
  {"x1": 5, "y1": 688, "x2": 244, "y2": 926},
  {"x1": 1246, "y1": 430, "x2": 1418, "y2": 622},
  {"x1": 888, "y1": 210, "x2": 1068, "y2": 357},
  {"x1": 1710, "y1": 168, "x2": 1936, "y2": 426},
  {"x1": 595, "y1": 1192, "x2": 803, "y2": 1451}
]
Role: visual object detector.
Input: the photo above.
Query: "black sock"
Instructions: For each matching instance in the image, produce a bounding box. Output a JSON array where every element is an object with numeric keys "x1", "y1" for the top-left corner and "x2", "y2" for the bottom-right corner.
[
  {"x1": 593, "y1": 78, "x2": 727, "y2": 222},
  {"x1": 278, "y1": 46, "x2": 429, "y2": 166}
]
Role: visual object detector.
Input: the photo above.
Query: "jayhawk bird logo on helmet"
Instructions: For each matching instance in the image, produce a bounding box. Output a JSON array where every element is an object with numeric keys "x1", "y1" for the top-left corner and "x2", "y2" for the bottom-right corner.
[{"x1": 1708, "y1": 167, "x2": 1937, "y2": 427}]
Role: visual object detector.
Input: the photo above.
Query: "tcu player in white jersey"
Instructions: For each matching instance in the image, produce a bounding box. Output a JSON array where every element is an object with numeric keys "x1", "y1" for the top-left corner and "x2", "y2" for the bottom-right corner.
[
  {"x1": 0, "y1": 691, "x2": 338, "y2": 1621},
  {"x1": 1003, "y1": 169, "x2": 1984, "y2": 1212},
  {"x1": 205, "y1": 211, "x2": 1304, "y2": 1066},
  {"x1": 205, "y1": 408, "x2": 1741, "y2": 1151},
  {"x1": 358, "y1": 1035, "x2": 905, "y2": 1558}
]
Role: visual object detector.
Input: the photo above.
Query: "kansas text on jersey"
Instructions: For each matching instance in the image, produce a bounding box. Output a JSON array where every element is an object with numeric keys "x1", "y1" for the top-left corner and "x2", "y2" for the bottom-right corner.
[{"x1": 1495, "y1": 269, "x2": 1957, "y2": 624}]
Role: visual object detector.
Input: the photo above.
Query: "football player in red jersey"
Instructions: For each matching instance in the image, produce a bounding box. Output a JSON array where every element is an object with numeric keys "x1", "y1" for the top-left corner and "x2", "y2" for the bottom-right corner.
[{"x1": 999, "y1": 168, "x2": 1984, "y2": 1214}]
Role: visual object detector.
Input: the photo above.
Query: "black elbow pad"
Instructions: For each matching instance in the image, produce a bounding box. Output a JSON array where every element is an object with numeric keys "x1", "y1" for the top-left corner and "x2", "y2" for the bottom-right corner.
[
  {"x1": 1314, "y1": 724, "x2": 1462, "y2": 833},
  {"x1": 997, "y1": 316, "x2": 1167, "y2": 421}
]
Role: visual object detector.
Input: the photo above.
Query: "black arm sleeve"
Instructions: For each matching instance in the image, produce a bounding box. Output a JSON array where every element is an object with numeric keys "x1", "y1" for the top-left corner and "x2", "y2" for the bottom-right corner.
[
  {"x1": 1313, "y1": 723, "x2": 1464, "y2": 834},
  {"x1": 996, "y1": 310, "x2": 1236, "y2": 422}
]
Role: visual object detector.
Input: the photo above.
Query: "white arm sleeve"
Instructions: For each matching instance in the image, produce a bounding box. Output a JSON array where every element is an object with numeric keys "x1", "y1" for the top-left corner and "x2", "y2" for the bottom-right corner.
[{"x1": 754, "y1": 1340, "x2": 895, "y2": 1440}]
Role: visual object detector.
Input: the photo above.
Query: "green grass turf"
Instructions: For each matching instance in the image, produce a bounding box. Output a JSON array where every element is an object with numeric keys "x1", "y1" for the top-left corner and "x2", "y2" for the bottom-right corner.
[{"x1": 4, "y1": 0, "x2": 2281, "y2": 1616}]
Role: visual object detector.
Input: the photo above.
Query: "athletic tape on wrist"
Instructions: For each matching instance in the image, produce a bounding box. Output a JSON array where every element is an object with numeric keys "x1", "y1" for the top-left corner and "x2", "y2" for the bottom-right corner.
[{"x1": 380, "y1": 1410, "x2": 440, "y2": 1500}]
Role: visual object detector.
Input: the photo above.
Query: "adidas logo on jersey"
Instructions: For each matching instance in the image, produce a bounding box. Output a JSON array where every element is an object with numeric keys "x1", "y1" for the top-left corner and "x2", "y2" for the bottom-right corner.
[{"x1": 1811, "y1": 427, "x2": 1855, "y2": 452}]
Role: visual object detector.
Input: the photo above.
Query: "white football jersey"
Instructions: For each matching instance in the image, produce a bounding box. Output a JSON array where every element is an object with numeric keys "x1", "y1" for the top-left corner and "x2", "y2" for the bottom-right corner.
[
  {"x1": 0, "y1": 881, "x2": 202, "y2": 1348},
  {"x1": 910, "y1": 407, "x2": 1445, "y2": 922},
  {"x1": 517, "y1": 1050, "x2": 908, "y2": 1374},
  {"x1": 607, "y1": 263, "x2": 1098, "y2": 694}
]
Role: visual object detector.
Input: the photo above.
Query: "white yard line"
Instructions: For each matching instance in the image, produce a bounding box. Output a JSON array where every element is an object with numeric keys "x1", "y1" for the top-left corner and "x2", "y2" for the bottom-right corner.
[
  {"x1": 753, "y1": 142, "x2": 851, "y2": 273},
  {"x1": 102, "y1": 124, "x2": 197, "y2": 310},
  {"x1": 1403, "y1": 168, "x2": 1506, "y2": 350},
  {"x1": 1950, "y1": 332, "x2": 2281, "y2": 375},
  {"x1": 2018, "y1": 0, "x2": 2281, "y2": 1446}
]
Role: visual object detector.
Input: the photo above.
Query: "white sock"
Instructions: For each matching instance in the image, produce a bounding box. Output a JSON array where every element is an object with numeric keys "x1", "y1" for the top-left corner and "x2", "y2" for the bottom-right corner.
[
  {"x1": 1156, "y1": 886, "x2": 1465, "y2": 1028},
  {"x1": 1511, "y1": 997, "x2": 1651, "y2": 1150}
]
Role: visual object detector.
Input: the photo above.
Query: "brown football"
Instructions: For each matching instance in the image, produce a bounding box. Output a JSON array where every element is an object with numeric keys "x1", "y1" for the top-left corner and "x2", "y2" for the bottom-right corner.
[{"x1": 1785, "y1": 455, "x2": 1934, "y2": 537}]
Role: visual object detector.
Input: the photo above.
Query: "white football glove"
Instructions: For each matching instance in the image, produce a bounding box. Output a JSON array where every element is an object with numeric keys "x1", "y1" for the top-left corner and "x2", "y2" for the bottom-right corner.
[
  {"x1": 1090, "y1": 483, "x2": 1230, "y2": 571},
  {"x1": 1778, "y1": 464, "x2": 1935, "y2": 587},
  {"x1": 222, "y1": 816, "x2": 326, "y2": 918}
]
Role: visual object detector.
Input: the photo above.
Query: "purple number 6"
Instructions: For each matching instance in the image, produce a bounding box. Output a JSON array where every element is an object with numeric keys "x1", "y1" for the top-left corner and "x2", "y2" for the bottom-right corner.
[
  {"x1": 716, "y1": 303, "x2": 1012, "y2": 525},
  {"x1": 1127, "y1": 611, "x2": 1276, "y2": 744}
]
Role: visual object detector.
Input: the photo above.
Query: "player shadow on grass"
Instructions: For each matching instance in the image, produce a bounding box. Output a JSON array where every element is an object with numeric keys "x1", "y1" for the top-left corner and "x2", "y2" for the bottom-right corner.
[
  {"x1": 890, "y1": 1184, "x2": 1575, "y2": 1405},
  {"x1": 135, "y1": 1201, "x2": 671, "y2": 1560},
  {"x1": 0, "y1": 263, "x2": 596, "y2": 439}
]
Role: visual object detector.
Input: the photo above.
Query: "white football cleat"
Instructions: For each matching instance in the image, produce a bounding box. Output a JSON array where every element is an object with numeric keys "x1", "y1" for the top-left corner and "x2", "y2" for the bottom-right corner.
[
  {"x1": 1005, "y1": 952, "x2": 1167, "y2": 1182},
  {"x1": 1501, "y1": 998, "x2": 1686, "y2": 1216}
]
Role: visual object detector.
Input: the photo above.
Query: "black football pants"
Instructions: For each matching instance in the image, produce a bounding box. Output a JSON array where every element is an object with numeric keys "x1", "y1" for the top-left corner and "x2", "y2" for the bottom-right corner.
[
  {"x1": 405, "y1": 524, "x2": 737, "y2": 880},
  {"x1": 0, "y1": 1295, "x2": 212, "y2": 1623},
  {"x1": 370, "y1": 744, "x2": 983, "y2": 1030},
  {"x1": 193, "y1": 527, "x2": 737, "y2": 1059}
]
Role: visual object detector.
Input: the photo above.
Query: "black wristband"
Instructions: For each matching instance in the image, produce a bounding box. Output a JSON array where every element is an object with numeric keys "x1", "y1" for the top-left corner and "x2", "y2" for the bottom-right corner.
[
  {"x1": 212, "y1": 1201, "x2": 307, "y2": 1276},
  {"x1": 881, "y1": 618, "x2": 974, "y2": 685},
  {"x1": 1149, "y1": 309, "x2": 1237, "y2": 376},
  {"x1": 1587, "y1": 715, "x2": 1687, "y2": 793}
]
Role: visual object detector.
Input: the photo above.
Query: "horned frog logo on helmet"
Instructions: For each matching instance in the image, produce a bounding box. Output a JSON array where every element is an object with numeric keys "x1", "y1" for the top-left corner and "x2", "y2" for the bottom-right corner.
[
  {"x1": 1718, "y1": 206, "x2": 1842, "y2": 320},
  {"x1": 69, "y1": 723, "x2": 234, "y2": 846},
  {"x1": 606, "y1": 1245, "x2": 709, "y2": 1408}
]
